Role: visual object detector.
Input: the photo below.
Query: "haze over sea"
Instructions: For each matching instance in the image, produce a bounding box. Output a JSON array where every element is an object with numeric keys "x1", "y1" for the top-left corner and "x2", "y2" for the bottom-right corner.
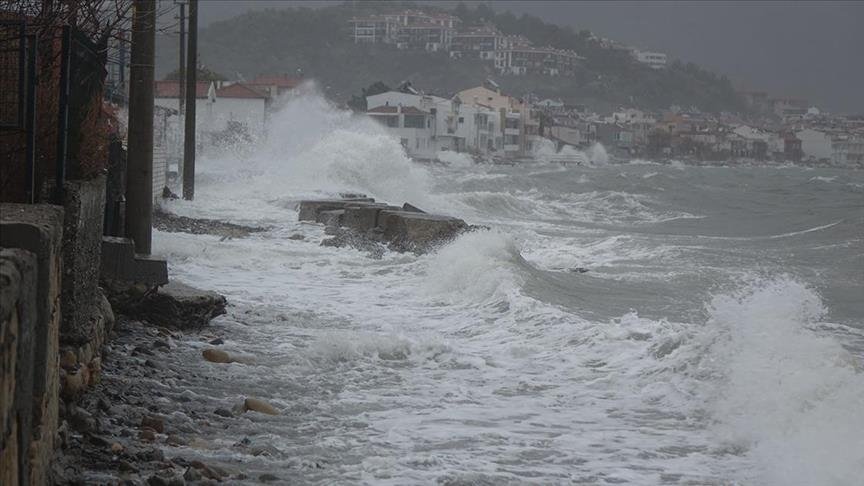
[{"x1": 155, "y1": 90, "x2": 864, "y2": 485}]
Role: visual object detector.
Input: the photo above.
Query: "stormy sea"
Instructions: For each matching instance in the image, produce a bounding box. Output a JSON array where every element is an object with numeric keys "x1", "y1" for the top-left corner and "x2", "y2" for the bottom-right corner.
[{"x1": 154, "y1": 92, "x2": 864, "y2": 485}]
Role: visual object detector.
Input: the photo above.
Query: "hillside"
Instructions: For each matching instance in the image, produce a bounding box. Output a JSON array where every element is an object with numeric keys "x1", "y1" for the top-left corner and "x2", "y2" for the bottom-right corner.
[{"x1": 155, "y1": 3, "x2": 745, "y2": 113}]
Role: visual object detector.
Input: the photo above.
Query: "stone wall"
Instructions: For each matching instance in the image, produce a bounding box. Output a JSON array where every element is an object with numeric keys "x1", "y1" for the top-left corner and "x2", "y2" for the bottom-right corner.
[
  {"x1": 1, "y1": 249, "x2": 38, "y2": 486},
  {"x1": 0, "y1": 203, "x2": 64, "y2": 485}
]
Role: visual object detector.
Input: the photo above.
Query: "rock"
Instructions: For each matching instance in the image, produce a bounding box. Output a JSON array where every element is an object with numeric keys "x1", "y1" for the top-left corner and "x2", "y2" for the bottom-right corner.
[
  {"x1": 213, "y1": 408, "x2": 233, "y2": 418},
  {"x1": 208, "y1": 337, "x2": 224, "y2": 345},
  {"x1": 144, "y1": 359, "x2": 162, "y2": 369},
  {"x1": 259, "y1": 473, "x2": 280, "y2": 482},
  {"x1": 139, "y1": 428, "x2": 157, "y2": 441},
  {"x1": 141, "y1": 416, "x2": 165, "y2": 433},
  {"x1": 190, "y1": 460, "x2": 225, "y2": 480},
  {"x1": 62, "y1": 367, "x2": 87, "y2": 400},
  {"x1": 288, "y1": 233, "x2": 305, "y2": 241},
  {"x1": 111, "y1": 442, "x2": 124, "y2": 453},
  {"x1": 166, "y1": 435, "x2": 188, "y2": 447},
  {"x1": 133, "y1": 345, "x2": 154, "y2": 356},
  {"x1": 147, "y1": 475, "x2": 169, "y2": 486},
  {"x1": 118, "y1": 460, "x2": 139, "y2": 473},
  {"x1": 60, "y1": 349, "x2": 78, "y2": 369},
  {"x1": 183, "y1": 467, "x2": 201, "y2": 481},
  {"x1": 87, "y1": 433, "x2": 112, "y2": 448},
  {"x1": 153, "y1": 339, "x2": 170, "y2": 349},
  {"x1": 98, "y1": 288, "x2": 116, "y2": 332},
  {"x1": 243, "y1": 397, "x2": 280, "y2": 416},
  {"x1": 68, "y1": 405, "x2": 95, "y2": 432},
  {"x1": 202, "y1": 348, "x2": 232, "y2": 364}
]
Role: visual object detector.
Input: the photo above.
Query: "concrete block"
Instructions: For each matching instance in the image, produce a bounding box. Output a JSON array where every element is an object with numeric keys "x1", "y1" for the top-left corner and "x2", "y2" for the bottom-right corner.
[
  {"x1": 100, "y1": 236, "x2": 136, "y2": 281},
  {"x1": 132, "y1": 254, "x2": 169, "y2": 286},
  {"x1": 316, "y1": 209, "x2": 345, "y2": 227},
  {"x1": 342, "y1": 204, "x2": 399, "y2": 232},
  {"x1": 378, "y1": 210, "x2": 467, "y2": 252},
  {"x1": 401, "y1": 203, "x2": 426, "y2": 213},
  {"x1": 100, "y1": 236, "x2": 168, "y2": 285},
  {"x1": 59, "y1": 176, "x2": 106, "y2": 346},
  {"x1": 297, "y1": 198, "x2": 375, "y2": 221}
]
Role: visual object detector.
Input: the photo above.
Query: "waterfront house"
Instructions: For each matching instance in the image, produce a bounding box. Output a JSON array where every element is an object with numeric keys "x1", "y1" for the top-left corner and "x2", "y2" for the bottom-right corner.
[{"x1": 366, "y1": 104, "x2": 436, "y2": 159}]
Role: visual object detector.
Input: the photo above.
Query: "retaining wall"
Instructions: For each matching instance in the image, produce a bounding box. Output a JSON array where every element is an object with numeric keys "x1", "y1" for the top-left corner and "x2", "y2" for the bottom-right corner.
[{"x1": 0, "y1": 203, "x2": 65, "y2": 485}]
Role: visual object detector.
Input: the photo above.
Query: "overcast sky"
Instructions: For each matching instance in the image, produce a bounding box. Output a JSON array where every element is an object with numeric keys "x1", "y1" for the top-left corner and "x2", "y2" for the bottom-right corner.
[{"x1": 191, "y1": 0, "x2": 864, "y2": 113}]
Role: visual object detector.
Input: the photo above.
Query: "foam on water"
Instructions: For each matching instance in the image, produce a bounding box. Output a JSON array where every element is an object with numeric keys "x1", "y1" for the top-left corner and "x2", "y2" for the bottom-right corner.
[
  {"x1": 696, "y1": 277, "x2": 864, "y2": 485},
  {"x1": 151, "y1": 91, "x2": 864, "y2": 484}
]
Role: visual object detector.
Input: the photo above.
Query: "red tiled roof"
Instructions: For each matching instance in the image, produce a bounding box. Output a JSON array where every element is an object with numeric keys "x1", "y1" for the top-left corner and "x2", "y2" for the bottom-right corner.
[
  {"x1": 250, "y1": 75, "x2": 302, "y2": 89},
  {"x1": 155, "y1": 80, "x2": 210, "y2": 98},
  {"x1": 216, "y1": 83, "x2": 268, "y2": 99}
]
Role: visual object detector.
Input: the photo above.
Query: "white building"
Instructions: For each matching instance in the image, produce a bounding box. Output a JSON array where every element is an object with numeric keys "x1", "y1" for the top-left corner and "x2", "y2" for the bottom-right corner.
[
  {"x1": 154, "y1": 80, "x2": 269, "y2": 145},
  {"x1": 366, "y1": 104, "x2": 436, "y2": 159},
  {"x1": 366, "y1": 90, "x2": 505, "y2": 157},
  {"x1": 632, "y1": 50, "x2": 668, "y2": 69},
  {"x1": 796, "y1": 128, "x2": 834, "y2": 161},
  {"x1": 832, "y1": 135, "x2": 864, "y2": 167}
]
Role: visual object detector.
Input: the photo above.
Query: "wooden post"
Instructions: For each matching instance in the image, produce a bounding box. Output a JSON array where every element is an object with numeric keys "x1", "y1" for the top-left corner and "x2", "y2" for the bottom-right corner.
[
  {"x1": 125, "y1": 0, "x2": 156, "y2": 254},
  {"x1": 182, "y1": 0, "x2": 197, "y2": 200}
]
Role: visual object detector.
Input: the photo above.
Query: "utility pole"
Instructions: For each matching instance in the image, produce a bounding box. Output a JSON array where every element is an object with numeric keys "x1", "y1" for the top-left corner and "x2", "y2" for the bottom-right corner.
[
  {"x1": 126, "y1": 0, "x2": 156, "y2": 254},
  {"x1": 182, "y1": 0, "x2": 198, "y2": 200},
  {"x1": 177, "y1": 0, "x2": 186, "y2": 117}
]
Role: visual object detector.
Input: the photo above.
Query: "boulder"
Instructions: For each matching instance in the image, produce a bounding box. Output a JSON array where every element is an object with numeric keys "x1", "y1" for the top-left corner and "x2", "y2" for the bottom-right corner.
[
  {"x1": 202, "y1": 348, "x2": 232, "y2": 364},
  {"x1": 243, "y1": 397, "x2": 279, "y2": 416},
  {"x1": 140, "y1": 416, "x2": 165, "y2": 434}
]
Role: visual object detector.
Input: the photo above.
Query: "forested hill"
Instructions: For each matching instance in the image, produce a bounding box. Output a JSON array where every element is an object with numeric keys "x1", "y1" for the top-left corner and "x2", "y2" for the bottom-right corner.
[{"x1": 155, "y1": 2, "x2": 746, "y2": 113}]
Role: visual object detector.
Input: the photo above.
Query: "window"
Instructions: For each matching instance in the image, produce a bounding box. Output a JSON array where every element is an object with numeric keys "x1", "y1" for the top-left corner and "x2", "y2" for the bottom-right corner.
[
  {"x1": 505, "y1": 118, "x2": 520, "y2": 129},
  {"x1": 458, "y1": 117, "x2": 464, "y2": 123},
  {"x1": 376, "y1": 115, "x2": 398, "y2": 128},
  {"x1": 505, "y1": 134, "x2": 519, "y2": 145},
  {"x1": 404, "y1": 115, "x2": 425, "y2": 128},
  {"x1": 400, "y1": 138, "x2": 408, "y2": 148}
]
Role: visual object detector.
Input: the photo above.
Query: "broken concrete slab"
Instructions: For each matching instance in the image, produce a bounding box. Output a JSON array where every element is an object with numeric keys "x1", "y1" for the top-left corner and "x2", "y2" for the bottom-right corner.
[
  {"x1": 315, "y1": 209, "x2": 345, "y2": 227},
  {"x1": 342, "y1": 204, "x2": 400, "y2": 232},
  {"x1": 297, "y1": 198, "x2": 375, "y2": 221},
  {"x1": 401, "y1": 203, "x2": 426, "y2": 213},
  {"x1": 105, "y1": 280, "x2": 227, "y2": 330},
  {"x1": 378, "y1": 210, "x2": 468, "y2": 252}
]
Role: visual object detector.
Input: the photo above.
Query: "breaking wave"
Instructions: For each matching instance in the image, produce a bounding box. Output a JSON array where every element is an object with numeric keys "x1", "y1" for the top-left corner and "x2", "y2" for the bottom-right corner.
[
  {"x1": 697, "y1": 277, "x2": 864, "y2": 485},
  {"x1": 188, "y1": 86, "x2": 437, "y2": 214}
]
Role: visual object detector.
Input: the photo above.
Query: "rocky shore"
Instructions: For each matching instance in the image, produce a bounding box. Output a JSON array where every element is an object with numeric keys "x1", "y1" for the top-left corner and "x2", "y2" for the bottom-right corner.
[
  {"x1": 52, "y1": 211, "x2": 288, "y2": 485},
  {"x1": 52, "y1": 314, "x2": 291, "y2": 485}
]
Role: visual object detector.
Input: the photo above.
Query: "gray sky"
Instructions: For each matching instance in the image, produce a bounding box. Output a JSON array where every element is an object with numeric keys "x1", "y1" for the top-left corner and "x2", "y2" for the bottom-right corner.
[{"x1": 192, "y1": 0, "x2": 864, "y2": 113}]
